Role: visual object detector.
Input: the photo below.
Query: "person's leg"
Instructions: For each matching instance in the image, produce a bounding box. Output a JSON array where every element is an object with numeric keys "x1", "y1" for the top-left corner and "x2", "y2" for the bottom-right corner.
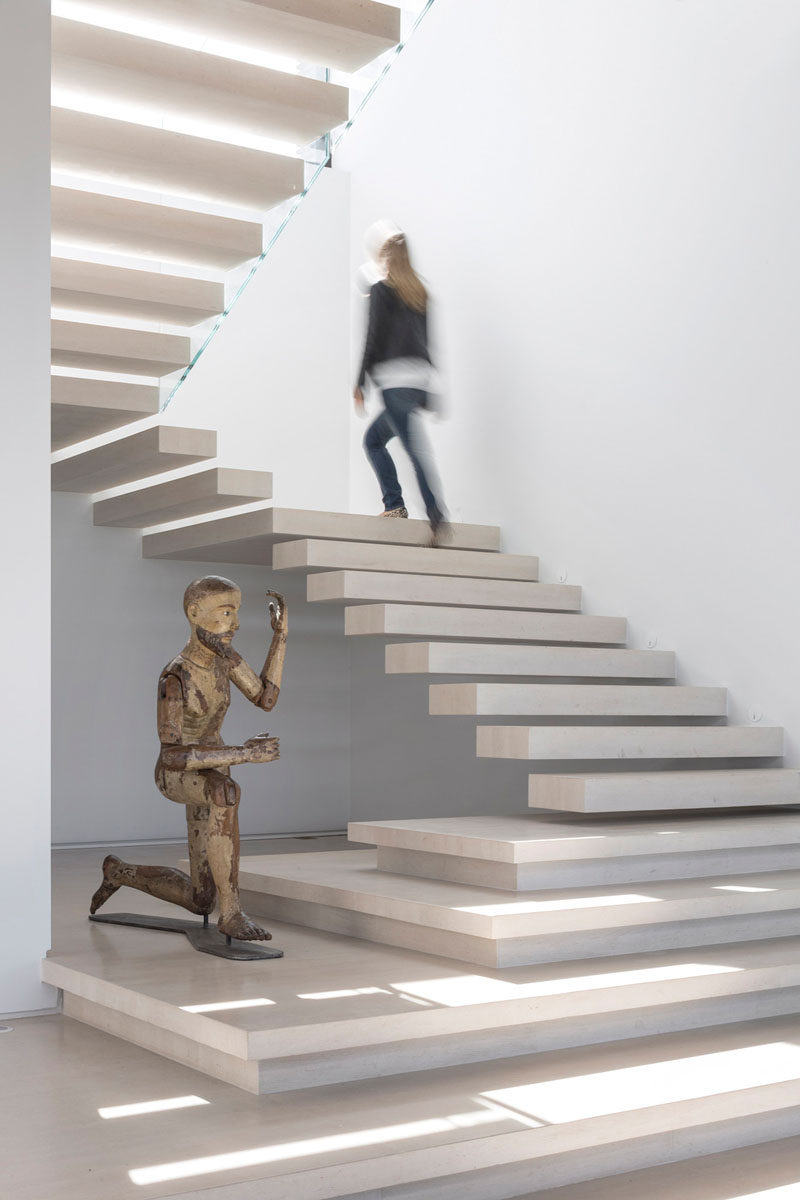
[
  {"x1": 382, "y1": 388, "x2": 447, "y2": 527},
  {"x1": 363, "y1": 408, "x2": 406, "y2": 513}
]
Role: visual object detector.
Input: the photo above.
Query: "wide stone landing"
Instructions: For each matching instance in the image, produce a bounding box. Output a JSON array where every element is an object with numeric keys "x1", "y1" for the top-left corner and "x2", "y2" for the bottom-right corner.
[{"x1": 237, "y1": 849, "x2": 800, "y2": 968}]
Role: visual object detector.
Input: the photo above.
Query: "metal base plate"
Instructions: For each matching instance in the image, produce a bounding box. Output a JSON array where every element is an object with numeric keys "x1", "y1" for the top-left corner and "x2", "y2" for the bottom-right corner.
[{"x1": 89, "y1": 912, "x2": 283, "y2": 960}]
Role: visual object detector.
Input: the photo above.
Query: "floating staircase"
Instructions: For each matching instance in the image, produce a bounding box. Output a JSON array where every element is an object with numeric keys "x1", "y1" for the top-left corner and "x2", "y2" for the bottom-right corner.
[{"x1": 46, "y1": 2, "x2": 800, "y2": 1195}]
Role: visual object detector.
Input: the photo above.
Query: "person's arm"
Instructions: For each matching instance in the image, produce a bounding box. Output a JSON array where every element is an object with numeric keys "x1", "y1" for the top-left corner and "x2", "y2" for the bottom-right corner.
[
  {"x1": 355, "y1": 283, "x2": 386, "y2": 398},
  {"x1": 157, "y1": 672, "x2": 279, "y2": 770}
]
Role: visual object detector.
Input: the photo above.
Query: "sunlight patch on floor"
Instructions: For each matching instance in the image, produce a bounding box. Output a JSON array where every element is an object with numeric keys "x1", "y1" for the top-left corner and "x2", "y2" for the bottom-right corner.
[
  {"x1": 180, "y1": 998, "x2": 275, "y2": 1013},
  {"x1": 459, "y1": 894, "x2": 661, "y2": 916},
  {"x1": 98, "y1": 1095, "x2": 209, "y2": 1120},
  {"x1": 482, "y1": 1042, "x2": 800, "y2": 1126},
  {"x1": 128, "y1": 1107, "x2": 522, "y2": 1185},
  {"x1": 390, "y1": 962, "x2": 740, "y2": 1007}
]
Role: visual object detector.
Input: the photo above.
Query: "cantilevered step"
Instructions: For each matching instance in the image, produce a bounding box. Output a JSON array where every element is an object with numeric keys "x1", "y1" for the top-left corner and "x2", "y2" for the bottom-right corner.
[
  {"x1": 431, "y1": 683, "x2": 727, "y2": 717},
  {"x1": 63, "y1": 0, "x2": 402, "y2": 73},
  {"x1": 53, "y1": 17, "x2": 350, "y2": 148},
  {"x1": 308, "y1": 570, "x2": 581, "y2": 611},
  {"x1": 478, "y1": 725, "x2": 784, "y2": 761},
  {"x1": 52, "y1": 425, "x2": 215, "y2": 492},
  {"x1": 42, "y1": 921, "x2": 800, "y2": 1097},
  {"x1": 529, "y1": 769, "x2": 800, "y2": 813},
  {"x1": 51, "y1": 319, "x2": 191, "y2": 377},
  {"x1": 51, "y1": 256, "x2": 224, "y2": 326},
  {"x1": 386, "y1": 641, "x2": 676, "y2": 678},
  {"x1": 52, "y1": 185, "x2": 263, "y2": 270},
  {"x1": 51, "y1": 375, "x2": 159, "y2": 450},
  {"x1": 352, "y1": 813, "x2": 800, "y2": 891},
  {"x1": 275, "y1": 539, "x2": 538, "y2": 580},
  {"x1": 346, "y1": 604, "x2": 627, "y2": 645},
  {"x1": 239, "y1": 849, "x2": 800, "y2": 967},
  {"x1": 142, "y1": 507, "x2": 500, "y2": 561},
  {"x1": 93, "y1": 467, "x2": 272, "y2": 527},
  {"x1": 52, "y1": 108, "x2": 304, "y2": 211}
]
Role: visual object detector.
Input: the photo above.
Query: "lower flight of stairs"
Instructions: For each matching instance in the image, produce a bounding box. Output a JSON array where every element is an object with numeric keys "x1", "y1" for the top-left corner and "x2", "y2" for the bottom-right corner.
[{"x1": 49, "y1": 445, "x2": 800, "y2": 1196}]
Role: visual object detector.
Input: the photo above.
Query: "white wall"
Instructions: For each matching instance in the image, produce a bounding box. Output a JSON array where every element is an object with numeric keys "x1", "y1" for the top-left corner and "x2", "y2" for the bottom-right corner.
[
  {"x1": 166, "y1": 169, "x2": 352, "y2": 512},
  {"x1": 52, "y1": 171, "x2": 355, "y2": 846},
  {"x1": 0, "y1": 0, "x2": 54, "y2": 1015},
  {"x1": 52, "y1": 494, "x2": 350, "y2": 844},
  {"x1": 338, "y1": 0, "x2": 800, "y2": 776}
]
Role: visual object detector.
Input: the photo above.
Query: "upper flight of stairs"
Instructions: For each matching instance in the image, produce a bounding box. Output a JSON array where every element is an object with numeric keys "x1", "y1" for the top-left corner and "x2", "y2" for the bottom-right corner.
[{"x1": 49, "y1": 0, "x2": 402, "y2": 456}]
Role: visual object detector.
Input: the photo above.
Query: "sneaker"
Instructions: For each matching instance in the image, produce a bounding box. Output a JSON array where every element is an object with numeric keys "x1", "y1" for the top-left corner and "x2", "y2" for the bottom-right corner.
[
  {"x1": 428, "y1": 516, "x2": 453, "y2": 547},
  {"x1": 381, "y1": 506, "x2": 408, "y2": 518}
]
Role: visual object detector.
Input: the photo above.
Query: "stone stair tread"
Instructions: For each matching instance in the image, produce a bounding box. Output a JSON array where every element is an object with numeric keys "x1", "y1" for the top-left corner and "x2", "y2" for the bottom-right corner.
[
  {"x1": 52, "y1": 16, "x2": 350, "y2": 150},
  {"x1": 346, "y1": 604, "x2": 627, "y2": 644},
  {"x1": 385, "y1": 641, "x2": 676, "y2": 677},
  {"x1": 479, "y1": 726, "x2": 784, "y2": 760},
  {"x1": 66, "y1": 0, "x2": 402, "y2": 74},
  {"x1": 349, "y1": 812, "x2": 800, "y2": 863},
  {"x1": 51, "y1": 375, "x2": 159, "y2": 450},
  {"x1": 51, "y1": 184, "x2": 264, "y2": 271},
  {"x1": 51, "y1": 424, "x2": 216, "y2": 492},
  {"x1": 309, "y1": 570, "x2": 580, "y2": 610},
  {"x1": 51, "y1": 316, "x2": 192, "y2": 377},
  {"x1": 142, "y1": 506, "x2": 501, "y2": 560},
  {"x1": 44, "y1": 931, "x2": 800, "y2": 1065},
  {"x1": 237, "y1": 849, "x2": 800, "y2": 939},
  {"x1": 431, "y1": 682, "x2": 727, "y2": 716},
  {"x1": 92, "y1": 466, "x2": 273, "y2": 527},
  {"x1": 52, "y1": 107, "x2": 304, "y2": 214},
  {"x1": 275, "y1": 538, "x2": 538, "y2": 580},
  {"x1": 528, "y1": 768, "x2": 798, "y2": 811}
]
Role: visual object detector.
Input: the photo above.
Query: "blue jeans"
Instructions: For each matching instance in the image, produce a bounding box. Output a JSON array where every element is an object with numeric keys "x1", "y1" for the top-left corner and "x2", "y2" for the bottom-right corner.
[{"x1": 363, "y1": 388, "x2": 445, "y2": 523}]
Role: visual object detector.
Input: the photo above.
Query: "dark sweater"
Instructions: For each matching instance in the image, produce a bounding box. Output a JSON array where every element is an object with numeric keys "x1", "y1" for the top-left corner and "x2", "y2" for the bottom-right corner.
[{"x1": 356, "y1": 280, "x2": 431, "y2": 389}]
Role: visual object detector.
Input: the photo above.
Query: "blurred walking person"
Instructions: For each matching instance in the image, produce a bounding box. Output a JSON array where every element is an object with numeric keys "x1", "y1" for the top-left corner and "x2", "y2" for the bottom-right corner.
[{"x1": 354, "y1": 231, "x2": 449, "y2": 544}]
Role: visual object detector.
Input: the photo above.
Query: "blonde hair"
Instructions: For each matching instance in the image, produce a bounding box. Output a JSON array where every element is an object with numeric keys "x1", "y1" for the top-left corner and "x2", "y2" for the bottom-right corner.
[{"x1": 381, "y1": 233, "x2": 427, "y2": 313}]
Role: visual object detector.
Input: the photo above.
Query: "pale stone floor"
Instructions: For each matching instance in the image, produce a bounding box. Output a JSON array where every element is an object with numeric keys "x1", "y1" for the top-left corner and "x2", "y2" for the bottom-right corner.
[{"x1": 1, "y1": 838, "x2": 799, "y2": 1200}]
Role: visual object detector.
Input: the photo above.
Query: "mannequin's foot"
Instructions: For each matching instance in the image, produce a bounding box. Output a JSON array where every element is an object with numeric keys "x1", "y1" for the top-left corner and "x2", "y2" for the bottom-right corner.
[
  {"x1": 217, "y1": 910, "x2": 272, "y2": 941},
  {"x1": 89, "y1": 855, "x2": 122, "y2": 914}
]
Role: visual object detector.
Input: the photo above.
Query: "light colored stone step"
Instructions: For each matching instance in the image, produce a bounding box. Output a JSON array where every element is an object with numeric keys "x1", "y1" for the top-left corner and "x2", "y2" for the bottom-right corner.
[
  {"x1": 52, "y1": 107, "x2": 304, "y2": 212},
  {"x1": 51, "y1": 375, "x2": 159, "y2": 450},
  {"x1": 53, "y1": 16, "x2": 350, "y2": 148},
  {"x1": 346, "y1": 604, "x2": 627, "y2": 645},
  {"x1": 529, "y1": 769, "x2": 800, "y2": 813},
  {"x1": 51, "y1": 255, "x2": 224, "y2": 326},
  {"x1": 52, "y1": 424, "x2": 216, "y2": 492},
  {"x1": 352, "y1": 812, "x2": 800, "y2": 891},
  {"x1": 239, "y1": 849, "x2": 800, "y2": 967},
  {"x1": 51, "y1": 318, "x2": 191, "y2": 377},
  {"x1": 43, "y1": 927, "x2": 800, "y2": 1098},
  {"x1": 52, "y1": 184, "x2": 263, "y2": 270},
  {"x1": 479, "y1": 725, "x2": 784, "y2": 761},
  {"x1": 65, "y1": 0, "x2": 402, "y2": 73},
  {"x1": 525, "y1": 1134, "x2": 800, "y2": 1200},
  {"x1": 275, "y1": 539, "x2": 538, "y2": 580},
  {"x1": 92, "y1": 467, "x2": 272, "y2": 527},
  {"x1": 386, "y1": 641, "x2": 676, "y2": 678},
  {"x1": 431, "y1": 682, "x2": 727, "y2": 717},
  {"x1": 309, "y1": 570, "x2": 581, "y2": 611},
  {"x1": 142, "y1": 506, "x2": 501, "y2": 561}
]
